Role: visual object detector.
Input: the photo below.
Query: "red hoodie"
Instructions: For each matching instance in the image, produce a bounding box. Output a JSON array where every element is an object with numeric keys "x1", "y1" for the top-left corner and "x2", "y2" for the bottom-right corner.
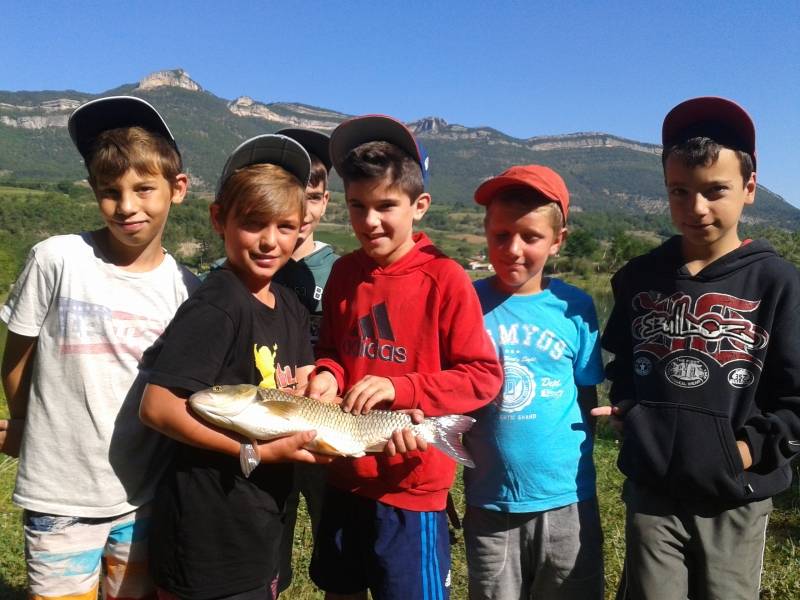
[{"x1": 316, "y1": 232, "x2": 503, "y2": 510}]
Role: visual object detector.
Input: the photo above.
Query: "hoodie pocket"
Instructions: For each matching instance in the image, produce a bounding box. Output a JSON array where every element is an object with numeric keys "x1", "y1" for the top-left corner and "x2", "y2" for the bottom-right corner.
[{"x1": 619, "y1": 401, "x2": 745, "y2": 500}]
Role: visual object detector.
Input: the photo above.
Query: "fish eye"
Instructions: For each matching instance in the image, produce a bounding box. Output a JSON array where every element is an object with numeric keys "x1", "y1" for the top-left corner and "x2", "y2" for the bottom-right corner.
[{"x1": 212, "y1": 386, "x2": 222, "y2": 391}]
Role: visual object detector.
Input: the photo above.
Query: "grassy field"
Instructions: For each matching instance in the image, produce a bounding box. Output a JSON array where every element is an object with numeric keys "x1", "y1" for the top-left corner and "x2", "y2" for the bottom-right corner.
[{"x1": 1, "y1": 324, "x2": 799, "y2": 599}]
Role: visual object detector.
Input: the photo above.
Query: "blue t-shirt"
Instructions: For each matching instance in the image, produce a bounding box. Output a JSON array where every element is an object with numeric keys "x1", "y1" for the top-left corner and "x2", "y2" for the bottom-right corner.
[{"x1": 464, "y1": 277, "x2": 604, "y2": 512}]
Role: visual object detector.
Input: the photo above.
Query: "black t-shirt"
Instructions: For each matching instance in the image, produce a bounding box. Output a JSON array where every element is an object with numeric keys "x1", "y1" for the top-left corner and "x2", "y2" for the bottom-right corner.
[{"x1": 143, "y1": 268, "x2": 314, "y2": 599}]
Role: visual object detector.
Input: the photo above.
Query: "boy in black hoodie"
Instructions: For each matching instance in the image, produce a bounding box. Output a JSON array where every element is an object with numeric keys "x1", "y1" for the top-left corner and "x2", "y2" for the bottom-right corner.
[{"x1": 596, "y1": 97, "x2": 800, "y2": 600}]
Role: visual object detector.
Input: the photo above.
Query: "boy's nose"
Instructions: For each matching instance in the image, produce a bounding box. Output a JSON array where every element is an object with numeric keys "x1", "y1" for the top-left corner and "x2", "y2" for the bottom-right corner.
[
  {"x1": 116, "y1": 191, "x2": 137, "y2": 216},
  {"x1": 259, "y1": 227, "x2": 277, "y2": 248},
  {"x1": 690, "y1": 194, "x2": 711, "y2": 215},
  {"x1": 364, "y1": 209, "x2": 380, "y2": 228},
  {"x1": 506, "y1": 236, "x2": 522, "y2": 255}
]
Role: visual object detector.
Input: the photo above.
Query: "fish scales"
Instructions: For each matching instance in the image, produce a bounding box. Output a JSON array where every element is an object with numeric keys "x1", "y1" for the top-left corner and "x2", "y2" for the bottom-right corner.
[
  {"x1": 189, "y1": 384, "x2": 477, "y2": 467},
  {"x1": 257, "y1": 388, "x2": 422, "y2": 446}
]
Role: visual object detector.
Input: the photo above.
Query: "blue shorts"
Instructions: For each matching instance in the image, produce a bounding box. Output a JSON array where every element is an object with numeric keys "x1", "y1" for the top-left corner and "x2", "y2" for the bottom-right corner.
[{"x1": 309, "y1": 485, "x2": 450, "y2": 600}]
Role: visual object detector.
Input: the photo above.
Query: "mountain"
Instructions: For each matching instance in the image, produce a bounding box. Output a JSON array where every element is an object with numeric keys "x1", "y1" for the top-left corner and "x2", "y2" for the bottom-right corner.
[{"x1": 1, "y1": 68, "x2": 797, "y2": 227}]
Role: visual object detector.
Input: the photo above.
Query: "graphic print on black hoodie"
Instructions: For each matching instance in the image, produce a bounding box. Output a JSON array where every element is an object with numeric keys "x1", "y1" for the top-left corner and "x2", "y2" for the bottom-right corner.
[{"x1": 603, "y1": 236, "x2": 800, "y2": 504}]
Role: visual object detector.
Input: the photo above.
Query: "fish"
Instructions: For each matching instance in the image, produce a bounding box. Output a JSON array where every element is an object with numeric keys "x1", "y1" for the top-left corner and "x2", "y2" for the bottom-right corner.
[{"x1": 189, "y1": 383, "x2": 477, "y2": 468}]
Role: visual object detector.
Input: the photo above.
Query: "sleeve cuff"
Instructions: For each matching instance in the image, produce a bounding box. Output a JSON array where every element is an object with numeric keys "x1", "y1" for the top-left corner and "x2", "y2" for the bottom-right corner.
[{"x1": 389, "y1": 376, "x2": 415, "y2": 410}]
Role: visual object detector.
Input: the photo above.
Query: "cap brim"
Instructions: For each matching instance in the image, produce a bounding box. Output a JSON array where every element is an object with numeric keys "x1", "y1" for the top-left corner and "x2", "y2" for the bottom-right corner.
[
  {"x1": 474, "y1": 174, "x2": 561, "y2": 206},
  {"x1": 275, "y1": 128, "x2": 331, "y2": 172},
  {"x1": 329, "y1": 115, "x2": 422, "y2": 178},
  {"x1": 662, "y1": 96, "x2": 756, "y2": 168},
  {"x1": 68, "y1": 95, "x2": 178, "y2": 160},
  {"x1": 217, "y1": 134, "x2": 311, "y2": 196}
]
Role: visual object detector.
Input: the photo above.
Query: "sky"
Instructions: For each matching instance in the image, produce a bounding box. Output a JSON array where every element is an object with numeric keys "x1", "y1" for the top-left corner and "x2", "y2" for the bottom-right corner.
[{"x1": 2, "y1": 0, "x2": 799, "y2": 206}]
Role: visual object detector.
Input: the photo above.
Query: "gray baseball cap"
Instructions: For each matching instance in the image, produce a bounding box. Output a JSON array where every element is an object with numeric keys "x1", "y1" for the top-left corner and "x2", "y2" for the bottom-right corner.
[
  {"x1": 217, "y1": 134, "x2": 312, "y2": 197},
  {"x1": 68, "y1": 95, "x2": 179, "y2": 160}
]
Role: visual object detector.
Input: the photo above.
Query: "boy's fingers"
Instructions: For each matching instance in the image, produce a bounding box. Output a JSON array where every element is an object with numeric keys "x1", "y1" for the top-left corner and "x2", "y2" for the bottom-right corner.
[
  {"x1": 590, "y1": 406, "x2": 614, "y2": 417},
  {"x1": 399, "y1": 408, "x2": 425, "y2": 424}
]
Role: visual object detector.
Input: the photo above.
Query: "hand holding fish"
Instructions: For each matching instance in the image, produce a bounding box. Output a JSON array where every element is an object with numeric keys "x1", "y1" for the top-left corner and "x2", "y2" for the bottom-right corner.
[
  {"x1": 342, "y1": 375, "x2": 395, "y2": 415},
  {"x1": 307, "y1": 370, "x2": 339, "y2": 402},
  {"x1": 189, "y1": 385, "x2": 476, "y2": 467},
  {"x1": 384, "y1": 409, "x2": 428, "y2": 456}
]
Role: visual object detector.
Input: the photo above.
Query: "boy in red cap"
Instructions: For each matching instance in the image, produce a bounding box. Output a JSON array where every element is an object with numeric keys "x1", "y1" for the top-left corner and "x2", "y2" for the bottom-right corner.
[
  {"x1": 596, "y1": 97, "x2": 800, "y2": 599},
  {"x1": 464, "y1": 165, "x2": 605, "y2": 600},
  {"x1": 306, "y1": 114, "x2": 503, "y2": 600}
]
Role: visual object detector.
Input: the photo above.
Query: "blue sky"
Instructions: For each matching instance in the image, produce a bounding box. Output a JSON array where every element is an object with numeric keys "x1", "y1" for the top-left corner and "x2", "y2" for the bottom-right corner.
[{"x1": 2, "y1": 0, "x2": 799, "y2": 206}]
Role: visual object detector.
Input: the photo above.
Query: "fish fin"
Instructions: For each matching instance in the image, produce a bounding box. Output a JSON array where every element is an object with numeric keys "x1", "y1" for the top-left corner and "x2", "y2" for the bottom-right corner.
[
  {"x1": 428, "y1": 415, "x2": 477, "y2": 468},
  {"x1": 309, "y1": 438, "x2": 347, "y2": 456},
  {"x1": 262, "y1": 401, "x2": 300, "y2": 419}
]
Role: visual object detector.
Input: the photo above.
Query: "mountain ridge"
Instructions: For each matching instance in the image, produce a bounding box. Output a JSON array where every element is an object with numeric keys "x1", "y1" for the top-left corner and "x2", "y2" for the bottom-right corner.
[{"x1": 0, "y1": 68, "x2": 796, "y2": 227}]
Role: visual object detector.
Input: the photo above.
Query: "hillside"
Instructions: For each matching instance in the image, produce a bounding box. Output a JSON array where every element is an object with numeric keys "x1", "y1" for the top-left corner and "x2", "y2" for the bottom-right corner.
[{"x1": 1, "y1": 68, "x2": 797, "y2": 227}]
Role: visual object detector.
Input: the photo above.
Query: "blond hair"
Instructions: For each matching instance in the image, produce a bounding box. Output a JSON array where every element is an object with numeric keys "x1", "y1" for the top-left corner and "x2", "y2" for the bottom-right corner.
[
  {"x1": 214, "y1": 163, "x2": 306, "y2": 226},
  {"x1": 486, "y1": 186, "x2": 564, "y2": 232},
  {"x1": 87, "y1": 126, "x2": 183, "y2": 187}
]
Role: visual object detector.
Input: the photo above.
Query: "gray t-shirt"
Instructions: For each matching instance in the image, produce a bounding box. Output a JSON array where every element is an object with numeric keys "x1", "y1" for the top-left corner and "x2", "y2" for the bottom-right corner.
[{"x1": 1, "y1": 233, "x2": 199, "y2": 517}]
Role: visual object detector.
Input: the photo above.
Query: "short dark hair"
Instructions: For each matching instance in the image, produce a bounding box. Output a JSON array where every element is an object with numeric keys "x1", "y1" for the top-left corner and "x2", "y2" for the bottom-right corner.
[
  {"x1": 87, "y1": 126, "x2": 183, "y2": 187},
  {"x1": 662, "y1": 137, "x2": 754, "y2": 184},
  {"x1": 308, "y1": 153, "x2": 328, "y2": 190},
  {"x1": 340, "y1": 141, "x2": 424, "y2": 201}
]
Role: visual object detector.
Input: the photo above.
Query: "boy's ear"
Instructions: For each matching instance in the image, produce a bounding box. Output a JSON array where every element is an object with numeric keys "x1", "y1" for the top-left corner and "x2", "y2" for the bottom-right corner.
[
  {"x1": 321, "y1": 190, "x2": 330, "y2": 215},
  {"x1": 549, "y1": 227, "x2": 568, "y2": 256},
  {"x1": 209, "y1": 203, "x2": 225, "y2": 235},
  {"x1": 744, "y1": 172, "x2": 756, "y2": 205},
  {"x1": 412, "y1": 192, "x2": 432, "y2": 222},
  {"x1": 170, "y1": 174, "x2": 189, "y2": 205}
]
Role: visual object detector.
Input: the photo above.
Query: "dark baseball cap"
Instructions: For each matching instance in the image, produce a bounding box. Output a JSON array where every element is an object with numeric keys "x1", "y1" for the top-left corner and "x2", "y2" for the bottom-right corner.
[
  {"x1": 68, "y1": 95, "x2": 179, "y2": 161},
  {"x1": 276, "y1": 128, "x2": 332, "y2": 173},
  {"x1": 329, "y1": 114, "x2": 430, "y2": 188},
  {"x1": 662, "y1": 96, "x2": 756, "y2": 170},
  {"x1": 474, "y1": 164, "x2": 570, "y2": 222},
  {"x1": 217, "y1": 134, "x2": 311, "y2": 197}
]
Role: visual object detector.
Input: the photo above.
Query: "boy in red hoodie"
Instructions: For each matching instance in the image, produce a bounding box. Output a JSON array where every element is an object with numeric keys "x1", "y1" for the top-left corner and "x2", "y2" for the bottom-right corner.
[{"x1": 307, "y1": 115, "x2": 503, "y2": 600}]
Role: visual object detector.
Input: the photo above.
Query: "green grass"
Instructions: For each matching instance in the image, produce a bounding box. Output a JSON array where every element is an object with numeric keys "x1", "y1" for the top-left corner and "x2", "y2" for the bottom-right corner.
[{"x1": 1, "y1": 318, "x2": 799, "y2": 599}]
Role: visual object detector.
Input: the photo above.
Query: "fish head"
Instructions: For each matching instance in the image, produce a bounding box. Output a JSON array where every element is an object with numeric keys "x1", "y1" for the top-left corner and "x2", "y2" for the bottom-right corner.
[{"x1": 188, "y1": 384, "x2": 261, "y2": 422}]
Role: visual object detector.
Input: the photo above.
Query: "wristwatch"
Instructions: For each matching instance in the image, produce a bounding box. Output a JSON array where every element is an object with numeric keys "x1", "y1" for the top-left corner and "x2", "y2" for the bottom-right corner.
[{"x1": 239, "y1": 440, "x2": 260, "y2": 477}]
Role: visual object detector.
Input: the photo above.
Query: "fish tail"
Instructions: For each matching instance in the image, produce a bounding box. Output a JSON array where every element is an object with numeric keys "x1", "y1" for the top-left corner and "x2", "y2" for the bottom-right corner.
[{"x1": 427, "y1": 415, "x2": 477, "y2": 468}]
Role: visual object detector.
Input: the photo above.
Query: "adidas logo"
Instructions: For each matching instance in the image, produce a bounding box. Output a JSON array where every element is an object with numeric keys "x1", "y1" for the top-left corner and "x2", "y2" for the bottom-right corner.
[{"x1": 342, "y1": 302, "x2": 407, "y2": 363}]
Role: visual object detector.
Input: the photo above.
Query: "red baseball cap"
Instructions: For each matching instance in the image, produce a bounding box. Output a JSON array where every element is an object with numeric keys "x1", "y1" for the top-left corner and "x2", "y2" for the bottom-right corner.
[
  {"x1": 662, "y1": 96, "x2": 756, "y2": 170},
  {"x1": 474, "y1": 165, "x2": 570, "y2": 221}
]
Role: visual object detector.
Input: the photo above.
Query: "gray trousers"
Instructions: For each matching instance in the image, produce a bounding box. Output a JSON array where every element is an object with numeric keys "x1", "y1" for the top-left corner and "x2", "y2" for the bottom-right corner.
[
  {"x1": 618, "y1": 479, "x2": 772, "y2": 600},
  {"x1": 464, "y1": 498, "x2": 604, "y2": 600}
]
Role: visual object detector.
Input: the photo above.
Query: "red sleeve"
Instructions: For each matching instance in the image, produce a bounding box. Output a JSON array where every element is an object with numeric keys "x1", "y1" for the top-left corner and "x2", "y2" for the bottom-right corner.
[{"x1": 390, "y1": 265, "x2": 502, "y2": 416}]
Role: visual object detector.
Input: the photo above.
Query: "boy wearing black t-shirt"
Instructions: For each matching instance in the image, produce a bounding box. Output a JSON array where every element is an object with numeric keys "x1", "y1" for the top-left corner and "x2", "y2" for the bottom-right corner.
[{"x1": 140, "y1": 134, "x2": 333, "y2": 600}]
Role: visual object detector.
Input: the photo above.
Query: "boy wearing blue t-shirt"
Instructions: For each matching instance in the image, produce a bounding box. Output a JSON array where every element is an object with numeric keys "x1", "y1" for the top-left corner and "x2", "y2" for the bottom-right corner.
[{"x1": 464, "y1": 165, "x2": 605, "y2": 600}]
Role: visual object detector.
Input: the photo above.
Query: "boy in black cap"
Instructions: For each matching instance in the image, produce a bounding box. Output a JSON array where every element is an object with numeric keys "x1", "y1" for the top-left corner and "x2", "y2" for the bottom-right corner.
[
  {"x1": 272, "y1": 128, "x2": 340, "y2": 594},
  {"x1": 306, "y1": 115, "x2": 502, "y2": 600},
  {"x1": 595, "y1": 97, "x2": 800, "y2": 599},
  {"x1": 0, "y1": 96, "x2": 198, "y2": 600}
]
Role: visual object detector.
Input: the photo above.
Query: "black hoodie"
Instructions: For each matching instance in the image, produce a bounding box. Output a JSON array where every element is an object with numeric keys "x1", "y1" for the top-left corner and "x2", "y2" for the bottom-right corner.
[{"x1": 603, "y1": 236, "x2": 800, "y2": 504}]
